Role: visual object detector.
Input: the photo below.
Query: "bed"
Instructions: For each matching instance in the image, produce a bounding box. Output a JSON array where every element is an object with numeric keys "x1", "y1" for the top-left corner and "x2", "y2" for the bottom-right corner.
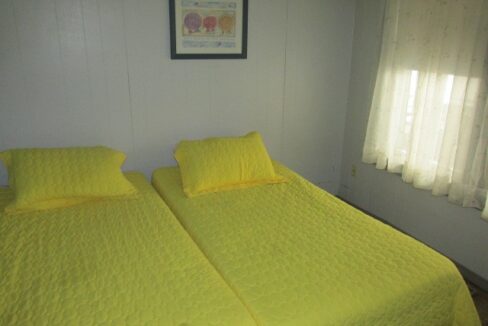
[
  {"x1": 0, "y1": 172, "x2": 255, "y2": 325},
  {"x1": 152, "y1": 163, "x2": 481, "y2": 325}
]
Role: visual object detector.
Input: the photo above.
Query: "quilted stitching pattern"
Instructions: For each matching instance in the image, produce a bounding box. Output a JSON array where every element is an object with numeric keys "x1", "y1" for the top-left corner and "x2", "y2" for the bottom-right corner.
[
  {"x1": 152, "y1": 163, "x2": 481, "y2": 326},
  {"x1": 0, "y1": 173, "x2": 256, "y2": 326},
  {"x1": 175, "y1": 132, "x2": 284, "y2": 197},
  {"x1": 5, "y1": 147, "x2": 136, "y2": 213}
]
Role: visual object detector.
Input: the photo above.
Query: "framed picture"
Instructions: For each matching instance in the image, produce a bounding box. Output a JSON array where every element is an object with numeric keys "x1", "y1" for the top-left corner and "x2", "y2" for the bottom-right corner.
[{"x1": 169, "y1": 0, "x2": 248, "y2": 59}]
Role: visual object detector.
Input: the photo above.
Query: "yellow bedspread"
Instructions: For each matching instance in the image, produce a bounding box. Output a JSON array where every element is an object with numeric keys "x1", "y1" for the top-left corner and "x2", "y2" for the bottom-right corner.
[
  {"x1": 152, "y1": 164, "x2": 480, "y2": 326},
  {"x1": 0, "y1": 173, "x2": 255, "y2": 326}
]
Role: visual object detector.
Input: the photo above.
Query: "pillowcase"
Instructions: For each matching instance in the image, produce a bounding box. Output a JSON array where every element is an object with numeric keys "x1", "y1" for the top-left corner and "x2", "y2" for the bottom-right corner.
[
  {"x1": 1, "y1": 146, "x2": 137, "y2": 213},
  {"x1": 174, "y1": 132, "x2": 285, "y2": 197}
]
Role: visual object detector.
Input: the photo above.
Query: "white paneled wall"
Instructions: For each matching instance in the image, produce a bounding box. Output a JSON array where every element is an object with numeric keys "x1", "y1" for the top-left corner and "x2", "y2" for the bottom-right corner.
[
  {"x1": 0, "y1": 0, "x2": 355, "y2": 191},
  {"x1": 283, "y1": 0, "x2": 354, "y2": 189}
]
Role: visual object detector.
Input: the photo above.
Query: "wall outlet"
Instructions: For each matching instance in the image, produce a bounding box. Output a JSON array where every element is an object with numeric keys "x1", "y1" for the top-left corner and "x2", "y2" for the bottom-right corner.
[{"x1": 351, "y1": 164, "x2": 357, "y2": 177}]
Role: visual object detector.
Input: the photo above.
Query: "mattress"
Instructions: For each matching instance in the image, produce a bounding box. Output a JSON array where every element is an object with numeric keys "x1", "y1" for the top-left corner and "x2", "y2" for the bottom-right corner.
[
  {"x1": 152, "y1": 163, "x2": 480, "y2": 326},
  {"x1": 0, "y1": 173, "x2": 255, "y2": 326}
]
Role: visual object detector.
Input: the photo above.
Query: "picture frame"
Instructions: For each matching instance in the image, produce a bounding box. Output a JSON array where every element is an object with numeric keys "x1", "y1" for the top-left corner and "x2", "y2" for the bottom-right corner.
[{"x1": 169, "y1": 0, "x2": 248, "y2": 59}]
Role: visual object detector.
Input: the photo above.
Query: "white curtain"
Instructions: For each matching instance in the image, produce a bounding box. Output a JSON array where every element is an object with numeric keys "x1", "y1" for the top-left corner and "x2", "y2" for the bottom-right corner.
[{"x1": 363, "y1": 0, "x2": 488, "y2": 219}]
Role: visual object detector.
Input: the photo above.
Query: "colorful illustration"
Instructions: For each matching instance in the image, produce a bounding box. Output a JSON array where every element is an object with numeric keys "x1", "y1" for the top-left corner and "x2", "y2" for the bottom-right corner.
[
  {"x1": 182, "y1": 10, "x2": 236, "y2": 37},
  {"x1": 173, "y1": 0, "x2": 246, "y2": 55},
  {"x1": 203, "y1": 16, "x2": 217, "y2": 32},
  {"x1": 218, "y1": 15, "x2": 234, "y2": 34},
  {"x1": 183, "y1": 12, "x2": 202, "y2": 33}
]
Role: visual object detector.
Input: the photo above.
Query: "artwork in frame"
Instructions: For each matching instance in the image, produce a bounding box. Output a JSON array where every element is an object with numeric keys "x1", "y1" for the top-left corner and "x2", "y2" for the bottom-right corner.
[{"x1": 169, "y1": 0, "x2": 248, "y2": 59}]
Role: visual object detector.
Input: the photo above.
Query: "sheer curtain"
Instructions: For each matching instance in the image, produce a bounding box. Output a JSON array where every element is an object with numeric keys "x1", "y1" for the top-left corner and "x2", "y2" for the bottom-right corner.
[{"x1": 363, "y1": 0, "x2": 488, "y2": 219}]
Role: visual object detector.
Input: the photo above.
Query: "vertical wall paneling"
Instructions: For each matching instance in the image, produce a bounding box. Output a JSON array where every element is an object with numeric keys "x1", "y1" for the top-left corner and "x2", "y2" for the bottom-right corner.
[
  {"x1": 0, "y1": 0, "x2": 25, "y2": 152},
  {"x1": 95, "y1": 0, "x2": 134, "y2": 156},
  {"x1": 283, "y1": 0, "x2": 355, "y2": 192},
  {"x1": 54, "y1": 0, "x2": 93, "y2": 142},
  {"x1": 8, "y1": 0, "x2": 67, "y2": 145}
]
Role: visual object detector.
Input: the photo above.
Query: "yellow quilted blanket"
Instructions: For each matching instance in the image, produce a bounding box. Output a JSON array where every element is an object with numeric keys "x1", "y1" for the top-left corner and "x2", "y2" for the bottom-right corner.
[
  {"x1": 152, "y1": 163, "x2": 480, "y2": 326},
  {"x1": 0, "y1": 173, "x2": 255, "y2": 326}
]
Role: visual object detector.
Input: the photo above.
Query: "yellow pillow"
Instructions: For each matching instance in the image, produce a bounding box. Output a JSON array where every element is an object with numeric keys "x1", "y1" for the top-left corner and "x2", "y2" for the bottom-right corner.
[
  {"x1": 174, "y1": 132, "x2": 285, "y2": 197},
  {"x1": 3, "y1": 146, "x2": 137, "y2": 213}
]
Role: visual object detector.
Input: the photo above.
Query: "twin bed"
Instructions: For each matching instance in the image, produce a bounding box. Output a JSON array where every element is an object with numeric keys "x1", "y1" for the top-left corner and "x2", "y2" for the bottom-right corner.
[
  {"x1": 0, "y1": 173, "x2": 254, "y2": 325},
  {"x1": 152, "y1": 163, "x2": 479, "y2": 325},
  {"x1": 0, "y1": 139, "x2": 481, "y2": 325}
]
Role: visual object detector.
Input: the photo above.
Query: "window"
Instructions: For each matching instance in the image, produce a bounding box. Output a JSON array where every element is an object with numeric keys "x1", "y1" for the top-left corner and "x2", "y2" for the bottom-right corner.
[{"x1": 363, "y1": 0, "x2": 488, "y2": 219}]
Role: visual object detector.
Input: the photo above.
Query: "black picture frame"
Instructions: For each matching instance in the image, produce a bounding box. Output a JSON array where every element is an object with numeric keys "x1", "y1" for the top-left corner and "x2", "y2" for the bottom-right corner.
[{"x1": 169, "y1": 0, "x2": 248, "y2": 59}]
